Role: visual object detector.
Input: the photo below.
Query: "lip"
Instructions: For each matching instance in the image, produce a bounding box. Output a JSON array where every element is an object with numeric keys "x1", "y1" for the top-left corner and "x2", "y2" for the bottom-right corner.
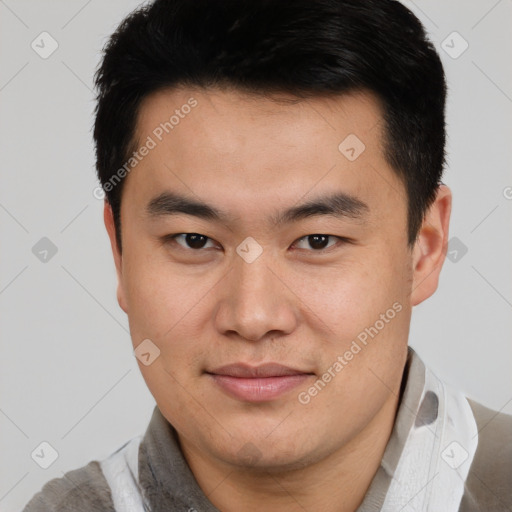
[{"x1": 206, "y1": 363, "x2": 314, "y2": 402}]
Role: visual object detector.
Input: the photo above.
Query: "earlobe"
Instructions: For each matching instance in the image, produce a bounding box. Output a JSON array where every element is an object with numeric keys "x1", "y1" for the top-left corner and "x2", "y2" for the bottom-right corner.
[
  {"x1": 410, "y1": 185, "x2": 452, "y2": 306},
  {"x1": 103, "y1": 201, "x2": 129, "y2": 314}
]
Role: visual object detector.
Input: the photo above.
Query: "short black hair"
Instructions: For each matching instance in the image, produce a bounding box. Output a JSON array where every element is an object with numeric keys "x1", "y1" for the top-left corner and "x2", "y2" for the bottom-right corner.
[{"x1": 93, "y1": 0, "x2": 447, "y2": 253}]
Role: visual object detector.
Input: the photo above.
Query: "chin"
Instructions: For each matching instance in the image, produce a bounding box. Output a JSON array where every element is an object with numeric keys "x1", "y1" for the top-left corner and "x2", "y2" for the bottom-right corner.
[
  {"x1": 229, "y1": 445, "x2": 325, "y2": 474},
  {"x1": 207, "y1": 426, "x2": 325, "y2": 472}
]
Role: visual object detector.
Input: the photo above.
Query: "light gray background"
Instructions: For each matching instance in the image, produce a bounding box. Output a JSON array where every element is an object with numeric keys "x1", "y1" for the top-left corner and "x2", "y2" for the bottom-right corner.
[{"x1": 1, "y1": 1, "x2": 511, "y2": 510}]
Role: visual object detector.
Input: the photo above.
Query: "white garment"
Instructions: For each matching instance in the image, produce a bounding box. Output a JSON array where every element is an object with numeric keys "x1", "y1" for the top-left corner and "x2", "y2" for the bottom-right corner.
[
  {"x1": 99, "y1": 434, "x2": 148, "y2": 512},
  {"x1": 381, "y1": 366, "x2": 479, "y2": 512}
]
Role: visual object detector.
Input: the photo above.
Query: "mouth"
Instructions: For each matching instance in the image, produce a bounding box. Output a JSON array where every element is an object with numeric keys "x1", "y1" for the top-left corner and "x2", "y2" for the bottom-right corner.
[{"x1": 205, "y1": 363, "x2": 315, "y2": 402}]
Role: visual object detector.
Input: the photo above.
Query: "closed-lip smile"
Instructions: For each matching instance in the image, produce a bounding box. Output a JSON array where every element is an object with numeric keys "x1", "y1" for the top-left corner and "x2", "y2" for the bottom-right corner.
[{"x1": 206, "y1": 363, "x2": 315, "y2": 402}]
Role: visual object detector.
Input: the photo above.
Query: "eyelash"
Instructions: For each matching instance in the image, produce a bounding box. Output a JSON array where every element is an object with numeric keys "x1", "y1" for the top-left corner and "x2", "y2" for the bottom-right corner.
[{"x1": 162, "y1": 233, "x2": 351, "y2": 253}]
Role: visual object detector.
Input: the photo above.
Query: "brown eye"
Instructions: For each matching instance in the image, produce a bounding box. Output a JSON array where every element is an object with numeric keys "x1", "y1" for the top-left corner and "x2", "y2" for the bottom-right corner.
[
  {"x1": 294, "y1": 234, "x2": 339, "y2": 251},
  {"x1": 171, "y1": 233, "x2": 216, "y2": 250}
]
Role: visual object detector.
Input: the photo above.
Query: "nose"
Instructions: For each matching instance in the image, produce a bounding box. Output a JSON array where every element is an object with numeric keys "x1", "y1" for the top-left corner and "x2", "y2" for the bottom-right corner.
[{"x1": 213, "y1": 251, "x2": 298, "y2": 342}]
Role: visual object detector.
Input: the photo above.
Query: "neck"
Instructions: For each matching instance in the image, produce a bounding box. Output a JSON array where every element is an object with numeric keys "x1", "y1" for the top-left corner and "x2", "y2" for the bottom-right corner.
[{"x1": 179, "y1": 390, "x2": 401, "y2": 512}]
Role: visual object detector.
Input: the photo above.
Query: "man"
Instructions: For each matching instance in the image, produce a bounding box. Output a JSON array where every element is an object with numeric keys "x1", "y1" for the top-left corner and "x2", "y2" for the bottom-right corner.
[{"x1": 23, "y1": 0, "x2": 512, "y2": 511}]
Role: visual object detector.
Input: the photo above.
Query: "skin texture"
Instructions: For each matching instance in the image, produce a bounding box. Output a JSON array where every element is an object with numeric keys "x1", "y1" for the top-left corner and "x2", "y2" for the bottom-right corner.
[{"x1": 104, "y1": 87, "x2": 452, "y2": 512}]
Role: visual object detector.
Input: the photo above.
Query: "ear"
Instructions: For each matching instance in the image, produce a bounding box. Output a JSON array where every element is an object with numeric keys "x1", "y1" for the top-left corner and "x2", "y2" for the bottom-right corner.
[
  {"x1": 410, "y1": 184, "x2": 452, "y2": 306},
  {"x1": 103, "y1": 201, "x2": 129, "y2": 314}
]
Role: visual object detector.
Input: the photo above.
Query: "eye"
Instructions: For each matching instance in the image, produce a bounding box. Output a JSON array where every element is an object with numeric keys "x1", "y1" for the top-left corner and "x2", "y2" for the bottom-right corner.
[
  {"x1": 166, "y1": 233, "x2": 218, "y2": 250},
  {"x1": 161, "y1": 233, "x2": 350, "y2": 253},
  {"x1": 293, "y1": 234, "x2": 345, "y2": 251}
]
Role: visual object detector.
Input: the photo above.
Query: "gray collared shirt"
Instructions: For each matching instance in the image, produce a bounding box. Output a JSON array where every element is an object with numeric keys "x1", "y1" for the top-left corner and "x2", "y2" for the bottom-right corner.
[{"x1": 22, "y1": 347, "x2": 512, "y2": 511}]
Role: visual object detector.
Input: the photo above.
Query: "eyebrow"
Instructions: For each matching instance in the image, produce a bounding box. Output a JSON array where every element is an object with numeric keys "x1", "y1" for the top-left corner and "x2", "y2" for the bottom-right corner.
[{"x1": 145, "y1": 190, "x2": 369, "y2": 226}]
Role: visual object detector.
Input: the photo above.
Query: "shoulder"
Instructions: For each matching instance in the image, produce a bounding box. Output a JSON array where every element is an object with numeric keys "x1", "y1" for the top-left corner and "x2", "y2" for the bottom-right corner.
[
  {"x1": 22, "y1": 459, "x2": 116, "y2": 512},
  {"x1": 459, "y1": 398, "x2": 512, "y2": 512}
]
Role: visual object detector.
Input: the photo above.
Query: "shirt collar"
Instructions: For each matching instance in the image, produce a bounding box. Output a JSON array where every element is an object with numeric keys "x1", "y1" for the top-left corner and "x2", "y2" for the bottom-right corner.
[{"x1": 355, "y1": 346, "x2": 426, "y2": 511}]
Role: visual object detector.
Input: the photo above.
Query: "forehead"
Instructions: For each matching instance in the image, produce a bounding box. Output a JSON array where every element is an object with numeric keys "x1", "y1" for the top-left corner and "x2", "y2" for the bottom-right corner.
[
  {"x1": 124, "y1": 86, "x2": 405, "y2": 227},
  {"x1": 135, "y1": 86, "x2": 385, "y2": 150}
]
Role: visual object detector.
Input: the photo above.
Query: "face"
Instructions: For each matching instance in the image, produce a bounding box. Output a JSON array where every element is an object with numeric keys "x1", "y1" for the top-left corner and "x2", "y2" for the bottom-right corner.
[{"x1": 104, "y1": 86, "x2": 450, "y2": 472}]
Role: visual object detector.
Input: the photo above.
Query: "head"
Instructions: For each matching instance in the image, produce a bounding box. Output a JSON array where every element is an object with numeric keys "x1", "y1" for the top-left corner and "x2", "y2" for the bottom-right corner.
[{"x1": 95, "y1": 0, "x2": 451, "y2": 472}]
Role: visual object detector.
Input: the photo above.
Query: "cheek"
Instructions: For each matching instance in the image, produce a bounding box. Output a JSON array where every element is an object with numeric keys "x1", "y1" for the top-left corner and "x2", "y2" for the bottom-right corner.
[
  {"x1": 122, "y1": 253, "x2": 220, "y2": 384},
  {"x1": 122, "y1": 245, "x2": 195, "y2": 336},
  {"x1": 293, "y1": 249, "x2": 411, "y2": 391},
  {"x1": 123, "y1": 266, "x2": 171, "y2": 342},
  {"x1": 287, "y1": 252, "x2": 403, "y2": 337}
]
